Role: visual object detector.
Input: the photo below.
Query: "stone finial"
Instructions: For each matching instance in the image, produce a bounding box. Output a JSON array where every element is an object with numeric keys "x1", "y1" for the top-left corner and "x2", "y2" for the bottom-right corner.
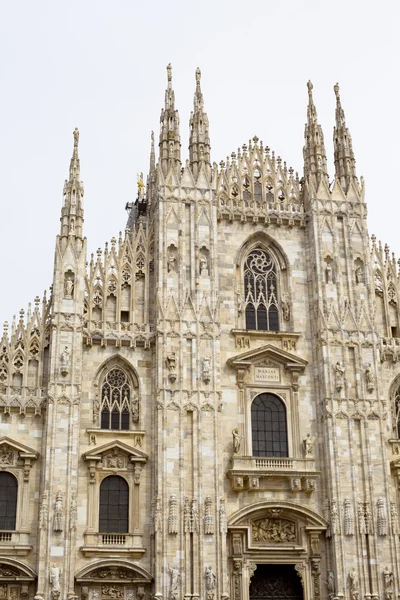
[
  {"x1": 73, "y1": 127, "x2": 79, "y2": 147},
  {"x1": 307, "y1": 80, "x2": 313, "y2": 95},
  {"x1": 167, "y1": 63, "x2": 172, "y2": 83},
  {"x1": 196, "y1": 66, "x2": 201, "y2": 85},
  {"x1": 334, "y1": 82, "x2": 340, "y2": 101}
]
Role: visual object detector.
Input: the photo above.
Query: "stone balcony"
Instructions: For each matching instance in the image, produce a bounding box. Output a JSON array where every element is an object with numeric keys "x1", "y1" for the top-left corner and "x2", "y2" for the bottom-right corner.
[
  {"x1": 0, "y1": 531, "x2": 32, "y2": 556},
  {"x1": 80, "y1": 532, "x2": 146, "y2": 557},
  {"x1": 227, "y1": 456, "x2": 319, "y2": 493}
]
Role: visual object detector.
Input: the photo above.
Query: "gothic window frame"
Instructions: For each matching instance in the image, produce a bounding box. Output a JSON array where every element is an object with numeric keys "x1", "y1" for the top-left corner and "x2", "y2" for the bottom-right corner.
[
  {"x1": 243, "y1": 248, "x2": 280, "y2": 332},
  {"x1": 236, "y1": 237, "x2": 290, "y2": 333},
  {"x1": 250, "y1": 393, "x2": 289, "y2": 458},
  {"x1": 93, "y1": 358, "x2": 140, "y2": 430},
  {"x1": 391, "y1": 377, "x2": 400, "y2": 440}
]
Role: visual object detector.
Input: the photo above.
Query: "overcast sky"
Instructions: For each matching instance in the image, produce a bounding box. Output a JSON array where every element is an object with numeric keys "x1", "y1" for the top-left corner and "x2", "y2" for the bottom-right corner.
[{"x1": 0, "y1": 0, "x2": 399, "y2": 324}]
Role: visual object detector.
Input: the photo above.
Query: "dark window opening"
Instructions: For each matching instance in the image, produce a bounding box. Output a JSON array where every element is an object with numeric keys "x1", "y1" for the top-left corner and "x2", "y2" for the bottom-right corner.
[
  {"x1": 0, "y1": 472, "x2": 17, "y2": 530},
  {"x1": 251, "y1": 393, "x2": 288, "y2": 457},
  {"x1": 99, "y1": 475, "x2": 129, "y2": 533}
]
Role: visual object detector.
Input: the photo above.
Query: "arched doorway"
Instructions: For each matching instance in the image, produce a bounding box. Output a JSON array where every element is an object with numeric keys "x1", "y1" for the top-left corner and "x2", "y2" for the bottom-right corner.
[{"x1": 250, "y1": 565, "x2": 303, "y2": 600}]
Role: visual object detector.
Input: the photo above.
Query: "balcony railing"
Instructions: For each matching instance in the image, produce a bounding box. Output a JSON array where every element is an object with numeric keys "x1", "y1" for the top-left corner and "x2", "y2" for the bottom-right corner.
[
  {"x1": 228, "y1": 456, "x2": 318, "y2": 493},
  {"x1": 81, "y1": 532, "x2": 145, "y2": 557},
  {"x1": 0, "y1": 530, "x2": 32, "y2": 555}
]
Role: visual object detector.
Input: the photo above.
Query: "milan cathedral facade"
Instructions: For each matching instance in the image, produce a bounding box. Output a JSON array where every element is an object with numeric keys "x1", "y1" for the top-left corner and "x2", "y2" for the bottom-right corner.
[{"x1": 1, "y1": 66, "x2": 400, "y2": 600}]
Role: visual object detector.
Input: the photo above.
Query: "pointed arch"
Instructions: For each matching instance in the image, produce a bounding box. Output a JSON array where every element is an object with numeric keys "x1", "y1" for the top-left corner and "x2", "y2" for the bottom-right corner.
[{"x1": 94, "y1": 356, "x2": 139, "y2": 430}]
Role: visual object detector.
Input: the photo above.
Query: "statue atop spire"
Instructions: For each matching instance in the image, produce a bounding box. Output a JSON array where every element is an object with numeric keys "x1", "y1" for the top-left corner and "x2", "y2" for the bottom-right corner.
[
  {"x1": 303, "y1": 81, "x2": 329, "y2": 187},
  {"x1": 60, "y1": 128, "x2": 84, "y2": 243},
  {"x1": 333, "y1": 82, "x2": 358, "y2": 193},
  {"x1": 189, "y1": 67, "x2": 211, "y2": 180},
  {"x1": 159, "y1": 64, "x2": 181, "y2": 176}
]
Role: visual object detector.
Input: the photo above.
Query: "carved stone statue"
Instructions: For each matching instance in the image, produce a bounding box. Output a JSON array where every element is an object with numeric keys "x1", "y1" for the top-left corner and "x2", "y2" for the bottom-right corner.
[
  {"x1": 281, "y1": 292, "x2": 290, "y2": 321},
  {"x1": 60, "y1": 346, "x2": 70, "y2": 375},
  {"x1": 383, "y1": 567, "x2": 394, "y2": 600},
  {"x1": 50, "y1": 564, "x2": 61, "y2": 599},
  {"x1": 365, "y1": 364, "x2": 375, "y2": 392},
  {"x1": 334, "y1": 361, "x2": 345, "y2": 391},
  {"x1": 349, "y1": 569, "x2": 359, "y2": 600},
  {"x1": 237, "y1": 293, "x2": 243, "y2": 314},
  {"x1": 200, "y1": 254, "x2": 209, "y2": 276},
  {"x1": 202, "y1": 356, "x2": 211, "y2": 383},
  {"x1": 326, "y1": 571, "x2": 335, "y2": 596},
  {"x1": 303, "y1": 433, "x2": 315, "y2": 457},
  {"x1": 53, "y1": 491, "x2": 64, "y2": 532},
  {"x1": 166, "y1": 353, "x2": 177, "y2": 382},
  {"x1": 168, "y1": 566, "x2": 179, "y2": 600},
  {"x1": 232, "y1": 428, "x2": 241, "y2": 454},
  {"x1": 355, "y1": 266, "x2": 363, "y2": 285},
  {"x1": 64, "y1": 276, "x2": 74, "y2": 299},
  {"x1": 205, "y1": 566, "x2": 216, "y2": 598},
  {"x1": 326, "y1": 262, "x2": 333, "y2": 283},
  {"x1": 167, "y1": 253, "x2": 176, "y2": 273}
]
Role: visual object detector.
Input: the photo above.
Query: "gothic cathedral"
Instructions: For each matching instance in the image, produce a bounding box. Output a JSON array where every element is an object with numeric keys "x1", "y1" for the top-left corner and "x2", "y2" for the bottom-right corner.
[{"x1": 0, "y1": 65, "x2": 399, "y2": 600}]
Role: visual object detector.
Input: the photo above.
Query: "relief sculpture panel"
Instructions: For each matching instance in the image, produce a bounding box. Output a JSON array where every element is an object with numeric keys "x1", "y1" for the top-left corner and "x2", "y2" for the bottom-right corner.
[{"x1": 252, "y1": 517, "x2": 296, "y2": 544}]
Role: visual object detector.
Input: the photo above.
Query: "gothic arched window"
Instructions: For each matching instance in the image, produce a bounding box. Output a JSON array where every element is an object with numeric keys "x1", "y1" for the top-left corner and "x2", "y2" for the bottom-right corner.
[
  {"x1": 244, "y1": 249, "x2": 279, "y2": 331},
  {"x1": 100, "y1": 368, "x2": 131, "y2": 430},
  {"x1": 251, "y1": 393, "x2": 288, "y2": 457},
  {"x1": 0, "y1": 472, "x2": 18, "y2": 530},
  {"x1": 99, "y1": 475, "x2": 129, "y2": 533}
]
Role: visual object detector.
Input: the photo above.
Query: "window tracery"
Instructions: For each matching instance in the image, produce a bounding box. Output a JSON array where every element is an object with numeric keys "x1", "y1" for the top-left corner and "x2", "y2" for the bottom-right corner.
[
  {"x1": 394, "y1": 384, "x2": 400, "y2": 439},
  {"x1": 244, "y1": 249, "x2": 279, "y2": 331},
  {"x1": 100, "y1": 368, "x2": 132, "y2": 430}
]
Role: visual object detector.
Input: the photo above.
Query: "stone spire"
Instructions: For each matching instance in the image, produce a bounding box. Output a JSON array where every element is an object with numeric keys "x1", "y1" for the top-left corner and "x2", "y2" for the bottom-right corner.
[
  {"x1": 60, "y1": 128, "x2": 84, "y2": 240},
  {"x1": 189, "y1": 67, "x2": 211, "y2": 179},
  {"x1": 333, "y1": 83, "x2": 358, "y2": 193},
  {"x1": 303, "y1": 81, "x2": 329, "y2": 186},
  {"x1": 159, "y1": 64, "x2": 181, "y2": 176}
]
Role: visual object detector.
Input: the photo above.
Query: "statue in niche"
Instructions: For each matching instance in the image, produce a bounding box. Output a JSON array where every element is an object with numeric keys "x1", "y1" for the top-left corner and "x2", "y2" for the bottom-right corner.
[
  {"x1": 167, "y1": 252, "x2": 176, "y2": 273},
  {"x1": 334, "y1": 361, "x2": 345, "y2": 391},
  {"x1": 166, "y1": 353, "x2": 177, "y2": 382},
  {"x1": 383, "y1": 567, "x2": 394, "y2": 600},
  {"x1": 232, "y1": 428, "x2": 241, "y2": 454},
  {"x1": 200, "y1": 254, "x2": 209, "y2": 276},
  {"x1": 50, "y1": 565, "x2": 61, "y2": 599},
  {"x1": 365, "y1": 364, "x2": 375, "y2": 392},
  {"x1": 60, "y1": 346, "x2": 70, "y2": 375},
  {"x1": 303, "y1": 433, "x2": 315, "y2": 457},
  {"x1": 53, "y1": 491, "x2": 64, "y2": 532},
  {"x1": 355, "y1": 265, "x2": 363, "y2": 285},
  {"x1": 64, "y1": 275, "x2": 74, "y2": 299}
]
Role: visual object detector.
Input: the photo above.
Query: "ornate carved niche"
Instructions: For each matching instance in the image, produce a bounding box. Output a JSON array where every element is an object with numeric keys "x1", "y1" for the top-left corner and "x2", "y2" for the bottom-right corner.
[{"x1": 0, "y1": 561, "x2": 36, "y2": 600}]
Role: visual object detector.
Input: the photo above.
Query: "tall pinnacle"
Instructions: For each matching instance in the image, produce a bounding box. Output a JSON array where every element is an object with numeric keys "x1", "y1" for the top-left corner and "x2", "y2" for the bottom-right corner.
[
  {"x1": 303, "y1": 81, "x2": 329, "y2": 186},
  {"x1": 333, "y1": 83, "x2": 358, "y2": 193},
  {"x1": 60, "y1": 128, "x2": 84, "y2": 240},
  {"x1": 189, "y1": 67, "x2": 211, "y2": 179},
  {"x1": 159, "y1": 64, "x2": 181, "y2": 176}
]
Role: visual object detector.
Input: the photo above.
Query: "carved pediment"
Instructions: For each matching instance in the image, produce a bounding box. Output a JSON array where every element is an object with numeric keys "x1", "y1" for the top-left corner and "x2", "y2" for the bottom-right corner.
[
  {"x1": 0, "y1": 560, "x2": 36, "y2": 581},
  {"x1": 227, "y1": 344, "x2": 307, "y2": 389},
  {"x1": 0, "y1": 436, "x2": 38, "y2": 466},
  {"x1": 83, "y1": 440, "x2": 148, "y2": 465}
]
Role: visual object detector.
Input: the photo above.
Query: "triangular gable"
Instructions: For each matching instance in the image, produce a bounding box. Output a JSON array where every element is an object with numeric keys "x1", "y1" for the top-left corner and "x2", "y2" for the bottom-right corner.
[
  {"x1": 0, "y1": 436, "x2": 38, "y2": 459},
  {"x1": 83, "y1": 439, "x2": 148, "y2": 463}
]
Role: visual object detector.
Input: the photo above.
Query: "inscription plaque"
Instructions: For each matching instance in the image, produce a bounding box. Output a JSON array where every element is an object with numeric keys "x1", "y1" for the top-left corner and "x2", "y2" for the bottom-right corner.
[{"x1": 254, "y1": 366, "x2": 280, "y2": 382}]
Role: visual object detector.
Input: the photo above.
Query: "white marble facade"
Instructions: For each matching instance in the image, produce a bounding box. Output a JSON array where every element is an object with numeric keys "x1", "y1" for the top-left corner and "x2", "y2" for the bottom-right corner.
[{"x1": 0, "y1": 67, "x2": 399, "y2": 600}]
